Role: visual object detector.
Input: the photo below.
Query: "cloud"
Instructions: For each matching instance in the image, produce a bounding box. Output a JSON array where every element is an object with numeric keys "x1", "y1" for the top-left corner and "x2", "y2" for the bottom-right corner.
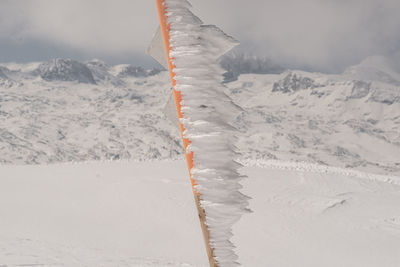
[
  {"x1": 191, "y1": 0, "x2": 400, "y2": 72},
  {"x1": 25, "y1": 0, "x2": 157, "y2": 55},
  {"x1": 0, "y1": 0, "x2": 399, "y2": 72},
  {"x1": 0, "y1": 1, "x2": 27, "y2": 38},
  {"x1": 0, "y1": 0, "x2": 158, "y2": 60}
]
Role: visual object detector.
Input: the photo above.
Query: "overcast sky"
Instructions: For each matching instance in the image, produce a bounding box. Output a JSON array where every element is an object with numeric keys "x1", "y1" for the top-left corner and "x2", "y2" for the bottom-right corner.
[{"x1": 1, "y1": 0, "x2": 399, "y2": 72}]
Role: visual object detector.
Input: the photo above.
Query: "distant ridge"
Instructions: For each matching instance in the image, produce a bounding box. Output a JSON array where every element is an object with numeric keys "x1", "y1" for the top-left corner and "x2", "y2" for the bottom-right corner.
[{"x1": 0, "y1": 56, "x2": 398, "y2": 176}]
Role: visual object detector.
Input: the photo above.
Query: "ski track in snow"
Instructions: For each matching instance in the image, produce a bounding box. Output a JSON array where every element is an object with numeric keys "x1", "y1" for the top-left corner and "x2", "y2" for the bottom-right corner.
[{"x1": 240, "y1": 159, "x2": 400, "y2": 186}]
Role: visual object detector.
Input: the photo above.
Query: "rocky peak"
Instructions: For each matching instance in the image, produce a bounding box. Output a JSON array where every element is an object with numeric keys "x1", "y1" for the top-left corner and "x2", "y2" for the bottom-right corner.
[
  {"x1": 114, "y1": 65, "x2": 161, "y2": 78},
  {"x1": 348, "y1": 80, "x2": 371, "y2": 99},
  {"x1": 344, "y1": 56, "x2": 400, "y2": 86},
  {"x1": 36, "y1": 59, "x2": 96, "y2": 84},
  {"x1": 85, "y1": 59, "x2": 125, "y2": 86},
  {"x1": 220, "y1": 51, "x2": 285, "y2": 82},
  {"x1": 272, "y1": 72, "x2": 320, "y2": 93}
]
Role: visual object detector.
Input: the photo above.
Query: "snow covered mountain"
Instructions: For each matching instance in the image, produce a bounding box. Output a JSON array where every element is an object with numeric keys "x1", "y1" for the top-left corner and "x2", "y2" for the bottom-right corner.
[
  {"x1": 0, "y1": 66, "x2": 20, "y2": 88},
  {"x1": 231, "y1": 57, "x2": 400, "y2": 175},
  {"x1": 0, "y1": 56, "x2": 399, "y2": 175},
  {"x1": 219, "y1": 51, "x2": 285, "y2": 82},
  {"x1": 35, "y1": 59, "x2": 97, "y2": 84}
]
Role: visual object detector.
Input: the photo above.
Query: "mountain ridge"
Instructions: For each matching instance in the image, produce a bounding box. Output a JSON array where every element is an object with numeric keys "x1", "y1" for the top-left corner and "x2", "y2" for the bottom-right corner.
[{"x1": 0, "y1": 56, "x2": 399, "y2": 175}]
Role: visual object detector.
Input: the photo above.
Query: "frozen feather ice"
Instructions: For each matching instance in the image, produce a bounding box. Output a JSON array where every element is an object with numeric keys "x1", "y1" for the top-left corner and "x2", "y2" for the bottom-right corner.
[{"x1": 163, "y1": 0, "x2": 250, "y2": 265}]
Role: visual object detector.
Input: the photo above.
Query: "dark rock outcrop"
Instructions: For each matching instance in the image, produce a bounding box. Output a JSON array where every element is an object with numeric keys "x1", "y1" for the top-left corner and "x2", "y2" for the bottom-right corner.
[{"x1": 36, "y1": 59, "x2": 96, "y2": 84}]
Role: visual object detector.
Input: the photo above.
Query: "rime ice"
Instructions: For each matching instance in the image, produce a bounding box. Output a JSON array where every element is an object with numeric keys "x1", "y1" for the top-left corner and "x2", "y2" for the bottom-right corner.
[{"x1": 164, "y1": 0, "x2": 250, "y2": 265}]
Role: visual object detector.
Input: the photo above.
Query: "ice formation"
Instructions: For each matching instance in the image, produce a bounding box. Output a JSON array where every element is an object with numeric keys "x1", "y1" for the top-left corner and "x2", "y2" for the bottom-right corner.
[{"x1": 157, "y1": 0, "x2": 251, "y2": 266}]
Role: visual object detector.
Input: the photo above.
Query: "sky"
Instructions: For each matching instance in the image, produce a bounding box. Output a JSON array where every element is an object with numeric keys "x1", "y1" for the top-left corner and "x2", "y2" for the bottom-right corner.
[{"x1": 0, "y1": 0, "x2": 400, "y2": 73}]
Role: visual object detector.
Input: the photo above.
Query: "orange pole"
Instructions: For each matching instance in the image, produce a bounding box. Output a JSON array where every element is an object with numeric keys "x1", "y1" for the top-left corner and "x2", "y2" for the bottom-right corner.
[{"x1": 155, "y1": 1, "x2": 218, "y2": 266}]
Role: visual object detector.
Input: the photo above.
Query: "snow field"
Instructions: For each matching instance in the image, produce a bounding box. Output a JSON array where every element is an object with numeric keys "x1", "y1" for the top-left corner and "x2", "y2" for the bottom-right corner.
[{"x1": 1, "y1": 160, "x2": 399, "y2": 266}]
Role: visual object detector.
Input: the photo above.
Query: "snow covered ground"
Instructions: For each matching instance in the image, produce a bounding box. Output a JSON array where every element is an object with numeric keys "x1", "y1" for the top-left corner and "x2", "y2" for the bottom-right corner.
[
  {"x1": 1, "y1": 160, "x2": 399, "y2": 266},
  {"x1": 1, "y1": 53, "x2": 399, "y2": 266}
]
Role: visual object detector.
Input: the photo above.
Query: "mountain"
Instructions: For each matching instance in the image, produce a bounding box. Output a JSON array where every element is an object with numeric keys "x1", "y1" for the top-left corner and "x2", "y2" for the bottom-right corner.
[
  {"x1": 343, "y1": 56, "x2": 400, "y2": 104},
  {"x1": 271, "y1": 72, "x2": 323, "y2": 93},
  {"x1": 220, "y1": 51, "x2": 285, "y2": 82},
  {"x1": 230, "y1": 64, "x2": 400, "y2": 175},
  {"x1": 112, "y1": 64, "x2": 161, "y2": 78},
  {"x1": 344, "y1": 56, "x2": 400, "y2": 86},
  {"x1": 35, "y1": 58, "x2": 97, "y2": 84},
  {"x1": 0, "y1": 66, "x2": 19, "y2": 88},
  {"x1": 86, "y1": 59, "x2": 125, "y2": 86},
  {"x1": 0, "y1": 57, "x2": 399, "y2": 176}
]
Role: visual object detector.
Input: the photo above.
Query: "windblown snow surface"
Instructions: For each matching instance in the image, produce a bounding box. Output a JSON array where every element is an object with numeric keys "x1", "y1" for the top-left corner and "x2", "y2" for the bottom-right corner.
[{"x1": 0, "y1": 161, "x2": 399, "y2": 267}]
